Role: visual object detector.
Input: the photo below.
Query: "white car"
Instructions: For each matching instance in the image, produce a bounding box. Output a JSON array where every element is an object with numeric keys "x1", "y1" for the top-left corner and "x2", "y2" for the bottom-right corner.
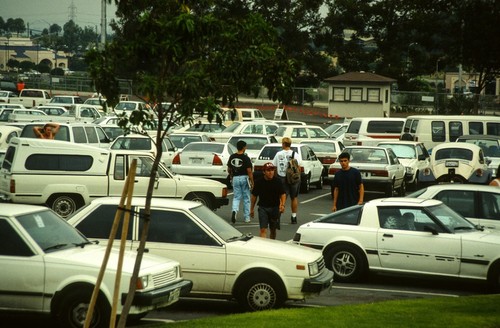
[
  {"x1": 328, "y1": 146, "x2": 406, "y2": 196},
  {"x1": 300, "y1": 139, "x2": 345, "y2": 180},
  {"x1": 0, "y1": 203, "x2": 192, "y2": 327},
  {"x1": 169, "y1": 132, "x2": 213, "y2": 150},
  {"x1": 35, "y1": 105, "x2": 67, "y2": 116},
  {"x1": 377, "y1": 141, "x2": 430, "y2": 190},
  {"x1": 227, "y1": 134, "x2": 278, "y2": 161},
  {"x1": 0, "y1": 125, "x2": 21, "y2": 149},
  {"x1": 210, "y1": 121, "x2": 279, "y2": 143},
  {"x1": 171, "y1": 141, "x2": 236, "y2": 184},
  {"x1": 274, "y1": 124, "x2": 330, "y2": 143},
  {"x1": 84, "y1": 97, "x2": 109, "y2": 113},
  {"x1": 253, "y1": 143, "x2": 324, "y2": 193},
  {"x1": 292, "y1": 197, "x2": 500, "y2": 290},
  {"x1": 408, "y1": 184, "x2": 500, "y2": 231},
  {"x1": 68, "y1": 197, "x2": 333, "y2": 311},
  {"x1": 0, "y1": 90, "x2": 18, "y2": 103},
  {"x1": 419, "y1": 142, "x2": 491, "y2": 185},
  {"x1": 48, "y1": 95, "x2": 84, "y2": 110},
  {"x1": 109, "y1": 134, "x2": 177, "y2": 168},
  {"x1": 113, "y1": 100, "x2": 152, "y2": 117},
  {"x1": 456, "y1": 135, "x2": 500, "y2": 178}
]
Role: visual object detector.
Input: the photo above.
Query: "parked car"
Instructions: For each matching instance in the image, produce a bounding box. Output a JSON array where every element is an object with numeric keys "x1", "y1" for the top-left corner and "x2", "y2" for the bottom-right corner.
[
  {"x1": 408, "y1": 184, "x2": 500, "y2": 231},
  {"x1": 0, "y1": 107, "x2": 46, "y2": 122},
  {"x1": 328, "y1": 146, "x2": 406, "y2": 196},
  {"x1": 0, "y1": 90, "x2": 18, "y2": 103},
  {"x1": 456, "y1": 135, "x2": 500, "y2": 178},
  {"x1": 48, "y1": 95, "x2": 84, "y2": 110},
  {"x1": 210, "y1": 121, "x2": 279, "y2": 143},
  {"x1": 274, "y1": 125, "x2": 330, "y2": 143},
  {"x1": 84, "y1": 97, "x2": 109, "y2": 113},
  {"x1": 169, "y1": 132, "x2": 212, "y2": 150},
  {"x1": 292, "y1": 197, "x2": 500, "y2": 290},
  {"x1": 377, "y1": 141, "x2": 430, "y2": 190},
  {"x1": 113, "y1": 100, "x2": 152, "y2": 117},
  {"x1": 0, "y1": 125, "x2": 21, "y2": 149},
  {"x1": 253, "y1": 143, "x2": 323, "y2": 193},
  {"x1": 0, "y1": 203, "x2": 192, "y2": 327},
  {"x1": 171, "y1": 141, "x2": 236, "y2": 184},
  {"x1": 418, "y1": 142, "x2": 491, "y2": 185},
  {"x1": 227, "y1": 134, "x2": 278, "y2": 161},
  {"x1": 300, "y1": 139, "x2": 345, "y2": 180},
  {"x1": 109, "y1": 134, "x2": 177, "y2": 168},
  {"x1": 175, "y1": 121, "x2": 226, "y2": 133},
  {"x1": 35, "y1": 105, "x2": 67, "y2": 116},
  {"x1": 68, "y1": 197, "x2": 333, "y2": 311},
  {"x1": 324, "y1": 122, "x2": 349, "y2": 137}
]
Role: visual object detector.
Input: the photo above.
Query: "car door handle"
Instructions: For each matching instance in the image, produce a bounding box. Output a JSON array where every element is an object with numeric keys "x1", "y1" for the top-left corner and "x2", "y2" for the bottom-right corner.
[{"x1": 383, "y1": 233, "x2": 393, "y2": 238}]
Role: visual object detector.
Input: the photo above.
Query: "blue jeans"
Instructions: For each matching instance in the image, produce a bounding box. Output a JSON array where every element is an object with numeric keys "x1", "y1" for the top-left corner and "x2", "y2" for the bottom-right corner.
[{"x1": 232, "y1": 175, "x2": 251, "y2": 220}]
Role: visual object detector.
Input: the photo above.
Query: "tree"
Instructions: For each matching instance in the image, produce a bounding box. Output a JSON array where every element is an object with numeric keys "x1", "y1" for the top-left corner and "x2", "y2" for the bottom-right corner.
[
  {"x1": 62, "y1": 20, "x2": 82, "y2": 53},
  {"x1": 5, "y1": 18, "x2": 26, "y2": 36},
  {"x1": 85, "y1": 1, "x2": 297, "y2": 325}
]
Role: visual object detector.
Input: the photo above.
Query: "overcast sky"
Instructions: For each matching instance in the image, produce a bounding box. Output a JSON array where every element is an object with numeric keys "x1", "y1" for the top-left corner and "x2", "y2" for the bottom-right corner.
[{"x1": 0, "y1": 0, "x2": 117, "y2": 33}]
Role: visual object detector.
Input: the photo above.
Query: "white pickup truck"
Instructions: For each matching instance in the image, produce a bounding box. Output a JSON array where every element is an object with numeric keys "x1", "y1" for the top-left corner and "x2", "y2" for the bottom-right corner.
[
  {"x1": 9, "y1": 104, "x2": 102, "y2": 123},
  {"x1": 8, "y1": 88, "x2": 51, "y2": 108},
  {"x1": 0, "y1": 137, "x2": 229, "y2": 217}
]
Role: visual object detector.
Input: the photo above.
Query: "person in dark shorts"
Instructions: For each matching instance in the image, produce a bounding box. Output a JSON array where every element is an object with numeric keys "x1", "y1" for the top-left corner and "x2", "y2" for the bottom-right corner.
[
  {"x1": 250, "y1": 162, "x2": 286, "y2": 239},
  {"x1": 331, "y1": 152, "x2": 364, "y2": 212}
]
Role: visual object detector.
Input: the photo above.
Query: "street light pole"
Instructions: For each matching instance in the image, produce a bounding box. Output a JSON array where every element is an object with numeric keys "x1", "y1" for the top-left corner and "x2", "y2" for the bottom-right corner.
[{"x1": 435, "y1": 59, "x2": 440, "y2": 114}]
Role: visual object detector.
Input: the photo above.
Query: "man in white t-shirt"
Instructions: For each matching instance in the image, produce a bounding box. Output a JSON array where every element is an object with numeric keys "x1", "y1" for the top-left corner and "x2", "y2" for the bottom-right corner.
[{"x1": 273, "y1": 137, "x2": 302, "y2": 224}]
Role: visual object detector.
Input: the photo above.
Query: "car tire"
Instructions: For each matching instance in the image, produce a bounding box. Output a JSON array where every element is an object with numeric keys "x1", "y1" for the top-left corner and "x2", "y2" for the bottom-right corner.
[
  {"x1": 411, "y1": 173, "x2": 419, "y2": 191},
  {"x1": 385, "y1": 180, "x2": 395, "y2": 197},
  {"x1": 325, "y1": 244, "x2": 368, "y2": 283},
  {"x1": 48, "y1": 194, "x2": 83, "y2": 219},
  {"x1": 397, "y1": 179, "x2": 406, "y2": 196},
  {"x1": 56, "y1": 288, "x2": 111, "y2": 328},
  {"x1": 185, "y1": 192, "x2": 214, "y2": 210},
  {"x1": 315, "y1": 174, "x2": 323, "y2": 189},
  {"x1": 301, "y1": 174, "x2": 311, "y2": 193},
  {"x1": 487, "y1": 261, "x2": 500, "y2": 292},
  {"x1": 236, "y1": 275, "x2": 286, "y2": 311}
]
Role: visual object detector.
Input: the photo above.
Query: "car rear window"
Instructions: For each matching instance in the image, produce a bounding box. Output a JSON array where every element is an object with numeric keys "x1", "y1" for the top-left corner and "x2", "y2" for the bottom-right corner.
[{"x1": 367, "y1": 121, "x2": 404, "y2": 133}]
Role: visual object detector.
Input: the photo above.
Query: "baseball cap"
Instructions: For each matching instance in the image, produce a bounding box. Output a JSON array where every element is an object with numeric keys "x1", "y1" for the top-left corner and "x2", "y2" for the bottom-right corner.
[{"x1": 263, "y1": 162, "x2": 275, "y2": 171}]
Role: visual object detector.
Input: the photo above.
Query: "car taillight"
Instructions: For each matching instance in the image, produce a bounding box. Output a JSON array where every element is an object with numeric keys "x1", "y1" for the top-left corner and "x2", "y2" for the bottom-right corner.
[
  {"x1": 423, "y1": 168, "x2": 431, "y2": 176},
  {"x1": 10, "y1": 179, "x2": 15, "y2": 193},
  {"x1": 329, "y1": 167, "x2": 340, "y2": 175},
  {"x1": 322, "y1": 157, "x2": 336, "y2": 165},
  {"x1": 222, "y1": 187, "x2": 228, "y2": 197},
  {"x1": 172, "y1": 154, "x2": 181, "y2": 165},
  {"x1": 475, "y1": 168, "x2": 484, "y2": 177},
  {"x1": 356, "y1": 141, "x2": 362, "y2": 145},
  {"x1": 212, "y1": 154, "x2": 223, "y2": 165}
]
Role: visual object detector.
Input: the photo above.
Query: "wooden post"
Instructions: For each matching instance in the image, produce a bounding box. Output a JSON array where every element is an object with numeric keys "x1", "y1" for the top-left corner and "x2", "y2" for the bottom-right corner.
[{"x1": 84, "y1": 159, "x2": 137, "y2": 328}]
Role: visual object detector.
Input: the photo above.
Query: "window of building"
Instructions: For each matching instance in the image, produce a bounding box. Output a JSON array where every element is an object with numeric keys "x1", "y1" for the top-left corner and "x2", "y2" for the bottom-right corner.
[
  {"x1": 350, "y1": 88, "x2": 362, "y2": 102},
  {"x1": 333, "y1": 87, "x2": 345, "y2": 101},
  {"x1": 367, "y1": 88, "x2": 380, "y2": 102}
]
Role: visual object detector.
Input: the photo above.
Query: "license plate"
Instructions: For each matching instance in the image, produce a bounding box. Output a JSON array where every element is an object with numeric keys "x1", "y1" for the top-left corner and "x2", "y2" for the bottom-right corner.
[
  {"x1": 190, "y1": 158, "x2": 203, "y2": 164},
  {"x1": 168, "y1": 287, "x2": 181, "y2": 303},
  {"x1": 445, "y1": 160, "x2": 459, "y2": 167}
]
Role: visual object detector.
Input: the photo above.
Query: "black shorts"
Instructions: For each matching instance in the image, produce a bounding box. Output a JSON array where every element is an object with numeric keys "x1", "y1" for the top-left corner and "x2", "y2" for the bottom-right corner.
[{"x1": 258, "y1": 206, "x2": 280, "y2": 230}]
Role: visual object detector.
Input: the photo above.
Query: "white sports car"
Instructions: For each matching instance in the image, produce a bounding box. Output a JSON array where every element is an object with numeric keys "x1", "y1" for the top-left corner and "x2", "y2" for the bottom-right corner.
[{"x1": 292, "y1": 197, "x2": 500, "y2": 290}]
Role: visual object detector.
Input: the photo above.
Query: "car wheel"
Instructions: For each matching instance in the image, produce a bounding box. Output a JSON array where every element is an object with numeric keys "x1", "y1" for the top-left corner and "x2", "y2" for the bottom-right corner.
[
  {"x1": 487, "y1": 262, "x2": 500, "y2": 292},
  {"x1": 315, "y1": 174, "x2": 324, "y2": 189},
  {"x1": 301, "y1": 174, "x2": 311, "y2": 193},
  {"x1": 385, "y1": 180, "x2": 395, "y2": 197},
  {"x1": 411, "y1": 173, "x2": 419, "y2": 191},
  {"x1": 236, "y1": 275, "x2": 286, "y2": 311},
  {"x1": 325, "y1": 244, "x2": 367, "y2": 283},
  {"x1": 397, "y1": 179, "x2": 406, "y2": 196},
  {"x1": 56, "y1": 288, "x2": 111, "y2": 328},
  {"x1": 185, "y1": 193, "x2": 214, "y2": 209},
  {"x1": 49, "y1": 194, "x2": 83, "y2": 218}
]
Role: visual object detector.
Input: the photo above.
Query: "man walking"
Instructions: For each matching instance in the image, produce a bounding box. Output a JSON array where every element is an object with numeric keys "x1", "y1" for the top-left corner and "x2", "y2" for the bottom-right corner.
[
  {"x1": 332, "y1": 152, "x2": 364, "y2": 212},
  {"x1": 227, "y1": 140, "x2": 254, "y2": 224},
  {"x1": 250, "y1": 162, "x2": 286, "y2": 239},
  {"x1": 272, "y1": 137, "x2": 302, "y2": 224}
]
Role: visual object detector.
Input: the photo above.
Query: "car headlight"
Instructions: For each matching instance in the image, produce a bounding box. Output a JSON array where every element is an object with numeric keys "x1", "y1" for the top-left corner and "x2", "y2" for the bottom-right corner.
[
  {"x1": 136, "y1": 275, "x2": 150, "y2": 290},
  {"x1": 405, "y1": 167, "x2": 414, "y2": 174},
  {"x1": 308, "y1": 262, "x2": 319, "y2": 276}
]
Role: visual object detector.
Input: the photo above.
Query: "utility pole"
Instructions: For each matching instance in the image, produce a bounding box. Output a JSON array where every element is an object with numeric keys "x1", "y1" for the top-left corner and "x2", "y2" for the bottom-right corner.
[{"x1": 100, "y1": 0, "x2": 107, "y2": 49}]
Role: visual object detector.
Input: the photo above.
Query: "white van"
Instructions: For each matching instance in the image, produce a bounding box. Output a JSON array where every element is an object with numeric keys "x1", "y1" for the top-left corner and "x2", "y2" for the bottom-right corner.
[
  {"x1": 343, "y1": 117, "x2": 405, "y2": 146},
  {"x1": 402, "y1": 115, "x2": 500, "y2": 150},
  {"x1": 221, "y1": 107, "x2": 265, "y2": 126}
]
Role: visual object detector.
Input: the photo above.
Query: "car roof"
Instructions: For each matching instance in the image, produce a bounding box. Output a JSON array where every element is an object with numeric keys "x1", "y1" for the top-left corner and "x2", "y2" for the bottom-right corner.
[
  {"x1": 417, "y1": 184, "x2": 500, "y2": 192},
  {"x1": 2, "y1": 203, "x2": 50, "y2": 216},
  {"x1": 377, "y1": 141, "x2": 424, "y2": 146},
  {"x1": 86, "y1": 196, "x2": 201, "y2": 210},
  {"x1": 457, "y1": 135, "x2": 500, "y2": 141},
  {"x1": 368, "y1": 197, "x2": 443, "y2": 207},
  {"x1": 433, "y1": 142, "x2": 482, "y2": 151},
  {"x1": 228, "y1": 134, "x2": 273, "y2": 139}
]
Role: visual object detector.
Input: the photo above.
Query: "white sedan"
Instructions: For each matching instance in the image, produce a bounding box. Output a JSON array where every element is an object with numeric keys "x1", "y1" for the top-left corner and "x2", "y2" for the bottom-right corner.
[
  {"x1": 419, "y1": 142, "x2": 491, "y2": 185},
  {"x1": 171, "y1": 141, "x2": 236, "y2": 184},
  {"x1": 408, "y1": 184, "x2": 500, "y2": 230},
  {"x1": 68, "y1": 197, "x2": 333, "y2": 311},
  {"x1": 328, "y1": 146, "x2": 406, "y2": 196},
  {"x1": 253, "y1": 143, "x2": 324, "y2": 193},
  {"x1": 292, "y1": 197, "x2": 500, "y2": 290}
]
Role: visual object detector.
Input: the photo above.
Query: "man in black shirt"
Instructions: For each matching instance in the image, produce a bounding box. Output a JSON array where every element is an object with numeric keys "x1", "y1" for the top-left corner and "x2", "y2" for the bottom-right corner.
[
  {"x1": 227, "y1": 140, "x2": 254, "y2": 224},
  {"x1": 250, "y1": 162, "x2": 286, "y2": 239}
]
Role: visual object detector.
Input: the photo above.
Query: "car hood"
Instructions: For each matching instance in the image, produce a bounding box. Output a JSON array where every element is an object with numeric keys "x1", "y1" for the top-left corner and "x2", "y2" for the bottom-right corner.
[
  {"x1": 228, "y1": 235, "x2": 322, "y2": 263},
  {"x1": 45, "y1": 244, "x2": 177, "y2": 274}
]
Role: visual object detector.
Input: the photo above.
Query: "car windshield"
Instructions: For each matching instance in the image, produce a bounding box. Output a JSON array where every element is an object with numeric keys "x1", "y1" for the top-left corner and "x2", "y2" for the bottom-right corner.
[
  {"x1": 229, "y1": 137, "x2": 269, "y2": 150},
  {"x1": 302, "y1": 142, "x2": 337, "y2": 153},
  {"x1": 111, "y1": 137, "x2": 152, "y2": 150},
  {"x1": 435, "y1": 148, "x2": 473, "y2": 161},
  {"x1": 183, "y1": 142, "x2": 226, "y2": 153},
  {"x1": 17, "y1": 209, "x2": 88, "y2": 252},
  {"x1": 427, "y1": 204, "x2": 476, "y2": 232},
  {"x1": 379, "y1": 144, "x2": 416, "y2": 159},
  {"x1": 190, "y1": 205, "x2": 244, "y2": 241},
  {"x1": 344, "y1": 148, "x2": 388, "y2": 164},
  {"x1": 458, "y1": 139, "x2": 500, "y2": 157},
  {"x1": 258, "y1": 146, "x2": 299, "y2": 160}
]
